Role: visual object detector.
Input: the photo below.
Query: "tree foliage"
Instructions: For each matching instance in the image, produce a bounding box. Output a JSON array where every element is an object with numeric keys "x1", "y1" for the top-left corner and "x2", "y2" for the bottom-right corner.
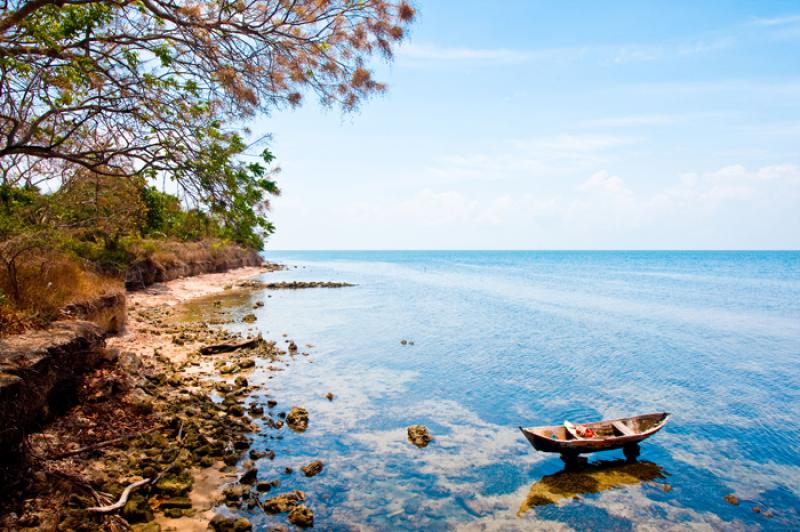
[{"x1": 0, "y1": 0, "x2": 415, "y2": 246}]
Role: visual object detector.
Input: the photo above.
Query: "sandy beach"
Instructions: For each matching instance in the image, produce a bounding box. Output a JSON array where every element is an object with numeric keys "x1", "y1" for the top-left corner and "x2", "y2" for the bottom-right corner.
[{"x1": 107, "y1": 266, "x2": 264, "y2": 366}]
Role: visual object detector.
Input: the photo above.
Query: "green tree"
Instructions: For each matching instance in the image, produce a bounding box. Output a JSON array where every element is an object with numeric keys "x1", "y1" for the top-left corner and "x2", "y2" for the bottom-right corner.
[{"x1": 0, "y1": 0, "x2": 415, "y2": 247}]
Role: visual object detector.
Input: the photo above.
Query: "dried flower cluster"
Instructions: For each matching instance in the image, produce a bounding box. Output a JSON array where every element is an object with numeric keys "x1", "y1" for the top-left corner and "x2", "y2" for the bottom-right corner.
[{"x1": 0, "y1": 0, "x2": 415, "y2": 192}]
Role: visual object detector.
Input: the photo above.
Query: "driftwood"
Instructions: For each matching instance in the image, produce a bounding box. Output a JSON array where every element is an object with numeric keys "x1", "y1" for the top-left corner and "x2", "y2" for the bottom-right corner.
[
  {"x1": 200, "y1": 337, "x2": 261, "y2": 355},
  {"x1": 87, "y1": 478, "x2": 151, "y2": 513}
]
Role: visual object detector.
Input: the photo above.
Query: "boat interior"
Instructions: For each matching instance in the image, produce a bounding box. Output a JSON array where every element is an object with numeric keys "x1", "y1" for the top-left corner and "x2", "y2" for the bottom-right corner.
[{"x1": 532, "y1": 413, "x2": 669, "y2": 441}]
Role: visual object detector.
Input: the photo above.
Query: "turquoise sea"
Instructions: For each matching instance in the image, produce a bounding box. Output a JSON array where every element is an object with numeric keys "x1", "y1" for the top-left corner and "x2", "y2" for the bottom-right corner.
[{"x1": 220, "y1": 251, "x2": 800, "y2": 530}]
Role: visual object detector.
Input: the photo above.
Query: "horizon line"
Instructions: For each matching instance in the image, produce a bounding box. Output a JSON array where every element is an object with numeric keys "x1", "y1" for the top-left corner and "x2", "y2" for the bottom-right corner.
[{"x1": 262, "y1": 248, "x2": 800, "y2": 252}]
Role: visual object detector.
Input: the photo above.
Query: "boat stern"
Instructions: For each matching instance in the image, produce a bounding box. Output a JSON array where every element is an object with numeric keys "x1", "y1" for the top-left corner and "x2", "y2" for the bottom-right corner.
[{"x1": 520, "y1": 426, "x2": 563, "y2": 453}]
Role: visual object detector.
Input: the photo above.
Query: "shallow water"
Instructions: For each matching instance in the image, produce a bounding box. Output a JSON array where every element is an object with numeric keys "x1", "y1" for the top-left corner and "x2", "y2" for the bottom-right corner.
[{"x1": 219, "y1": 251, "x2": 800, "y2": 530}]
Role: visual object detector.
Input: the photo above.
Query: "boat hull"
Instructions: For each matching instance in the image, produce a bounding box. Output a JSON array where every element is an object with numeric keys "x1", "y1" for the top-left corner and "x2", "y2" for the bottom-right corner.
[{"x1": 520, "y1": 412, "x2": 669, "y2": 456}]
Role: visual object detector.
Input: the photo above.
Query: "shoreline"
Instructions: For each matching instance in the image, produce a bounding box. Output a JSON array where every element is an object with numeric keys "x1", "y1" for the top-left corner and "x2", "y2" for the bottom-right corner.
[
  {"x1": 1, "y1": 264, "x2": 317, "y2": 531},
  {"x1": 108, "y1": 266, "x2": 265, "y2": 367},
  {"x1": 110, "y1": 266, "x2": 265, "y2": 532}
]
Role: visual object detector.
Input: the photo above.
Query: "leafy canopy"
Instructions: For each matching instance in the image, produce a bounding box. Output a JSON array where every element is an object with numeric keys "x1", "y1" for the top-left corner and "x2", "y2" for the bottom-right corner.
[{"x1": 0, "y1": 0, "x2": 415, "y2": 247}]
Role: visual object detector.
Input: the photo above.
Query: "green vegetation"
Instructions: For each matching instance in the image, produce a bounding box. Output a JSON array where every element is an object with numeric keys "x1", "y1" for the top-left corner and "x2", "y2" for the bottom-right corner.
[
  {"x1": 0, "y1": 0, "x2": 415, "y2": 333},
  {"x1": 0, "y1": 173, "x2": 273, "y2": 333}
]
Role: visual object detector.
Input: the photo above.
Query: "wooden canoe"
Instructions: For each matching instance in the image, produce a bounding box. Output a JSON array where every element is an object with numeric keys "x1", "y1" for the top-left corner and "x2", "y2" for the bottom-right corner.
[{"x1": 520, "y1": 412, "x2": 670, "y2": 456}]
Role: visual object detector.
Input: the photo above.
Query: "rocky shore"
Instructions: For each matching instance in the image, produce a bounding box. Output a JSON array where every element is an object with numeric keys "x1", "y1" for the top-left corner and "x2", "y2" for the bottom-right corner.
[
  {"x1": 0, "y1": 265, "x2": 331, "y2": 531},
  {"x1": 237, "y1": 280, "x2": 354, "y2": 290}
]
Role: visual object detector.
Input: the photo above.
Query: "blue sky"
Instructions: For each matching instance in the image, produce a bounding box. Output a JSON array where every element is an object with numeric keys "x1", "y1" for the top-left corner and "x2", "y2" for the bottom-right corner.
[{"x1": 255, "y1": 1, "x2": 800, "y2": 250}]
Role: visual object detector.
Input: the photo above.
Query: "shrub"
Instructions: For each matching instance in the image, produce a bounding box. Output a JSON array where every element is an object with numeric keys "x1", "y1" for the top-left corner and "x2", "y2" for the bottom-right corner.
[{"x1": 0, "y1": 245, "x2": 122, "y2": 334}]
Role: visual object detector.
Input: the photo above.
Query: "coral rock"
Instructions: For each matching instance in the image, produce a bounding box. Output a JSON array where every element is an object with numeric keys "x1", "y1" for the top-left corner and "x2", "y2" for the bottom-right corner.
[
  {"x1": 301, "y1": 460, "x2": 324, "y2": 478},
  {"x1": 407, "y1": 425, "x2": 433, "y2": 448},
  {"x1": 262, "y1": 490, "x2": 305, "y2": 514},
  {"x1": 286, "y1": 407, "x2": 309, "y2": 432},
  {"x1": 288, "y1": 505, "x2": 314, "y2": 528}
]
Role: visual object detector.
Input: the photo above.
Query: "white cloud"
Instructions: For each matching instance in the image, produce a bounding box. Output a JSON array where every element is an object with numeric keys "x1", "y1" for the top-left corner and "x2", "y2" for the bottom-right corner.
[
  {"x1": 579, "y1": 170, "x2": 632, "y2": 196},
  {"x1": 421, "y1": 134, "x2": 635, "y2": 186},
  {"x1": 752, "y1": 14, "x2": 800, "y2": 27},
  {"x1": 398, "y1": 43, "x2": 558, "y2": 63},
  {"x1": 329, "y1": 163, "x2": 800, "y2": 249},
  {"x1": 610, "y1": 46, "x2": 659, "y2": 64},
  {"x1": 511, "y1": 134, "x2": 634, "y2": 153},
  {"x1": 399, "y1": 36, "x2": 732, "y2": 67},
  {"x1": 577, "y1": 114, "x2": 683, "y2": 128},
  {"x1": 396, "y1": 188, "x2": 478, "y2": 224},
  {"x1": 755, "y1": 164, "x2": 800, "y2": 183},
  {"x1": 676, "y1": 164, "x2": 800, "y2": 194}
]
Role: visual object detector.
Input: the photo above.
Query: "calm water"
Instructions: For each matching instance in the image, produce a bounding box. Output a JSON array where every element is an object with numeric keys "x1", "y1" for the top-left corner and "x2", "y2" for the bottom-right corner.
[{"x1": 218, "y1": 251, "x2": 800, "y2": 530}]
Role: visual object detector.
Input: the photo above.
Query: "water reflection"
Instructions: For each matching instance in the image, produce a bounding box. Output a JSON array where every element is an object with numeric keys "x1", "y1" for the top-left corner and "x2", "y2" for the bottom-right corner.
[
  {"x1": 171, "y1": 289, "x2": 253, "y2": 323},
  {"x1": 518, "y1": 459, "x2": 668, "y2": 514}
]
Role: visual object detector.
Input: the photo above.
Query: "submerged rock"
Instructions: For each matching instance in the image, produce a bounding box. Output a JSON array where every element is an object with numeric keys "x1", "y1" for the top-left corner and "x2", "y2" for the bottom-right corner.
[
  {"x1": 223, "y1": 484, "x2": 250, "y2": 501},
  {"x1": 242, "y1": 313, "x2": 257, "y2": 323},
  {"x1": 725, "y1": 494, "x2": 740, "y2": 506},
  {"x1": 166, "y1": 374, "x2": 183, "y2": 387},
  {"x1": 122, "y1": 494, "x2": 154, "y2": 523},
  {"x1": 226, "y1": 404, "x2": 244, "y2": 417},
  {"x1": 249, "y1": 449, "x2": 266, "y2": 460},
  {"x1": 262, "y1": 490, "x2": 305, "y2": 514},
  {"x1": 154, "y1": 473, "x2": 192, "y2": 496},
  {"x1": 215, "y1": 382, "x2": 233, "y2": 393},
  {"x1": 286, "y1": 407, "x2": 309, "y2": 432},
  {"x1": 210, "y1": 514, "x2": 251, "y2": 532},
  {"x1": 200, "y1": 337, "x2": 261, "y2": 355},
  {"x1": 159, "y1": 497, "x2": 192, "y2": 509},
  {"x1": 163, "y1": 508, "x2": 184, "y2": 518},
  {"x1": 288, "y1": 505, "x2": 314, "y2": 528},
  {"x1": 242, "y1": 281, "x2": 354, "y2": 290},
  {"x1": 269, "y1": 419, "x2": 284, "y2": 429},
  {"x1": 240, "y1": 465, "x2": 257, "y2": 484},
  {"x1": 301, "y1": 460, "x2": 324, "y2": 477},
  {"x1": 220, "y1": 364, "x2": 238, "y2": 374},
  {"x1": 233, "y1": 518, "x2": 252, "y2": 531},
  {"x1": 407, "y1": 425, "x2": 433, "y2": 448}
]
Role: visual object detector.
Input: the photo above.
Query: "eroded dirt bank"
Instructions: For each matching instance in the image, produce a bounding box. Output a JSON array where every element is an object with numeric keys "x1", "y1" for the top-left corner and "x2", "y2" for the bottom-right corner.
[
  {"x1": 124, "y1": 245, "x2": 264, "y2": 291},
  {"x1": 0, "y1": 264, "x2": 324, "y2": 531},
  {"x1": 0, "y1": 321, "x2": 105, "y2": 453}
]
